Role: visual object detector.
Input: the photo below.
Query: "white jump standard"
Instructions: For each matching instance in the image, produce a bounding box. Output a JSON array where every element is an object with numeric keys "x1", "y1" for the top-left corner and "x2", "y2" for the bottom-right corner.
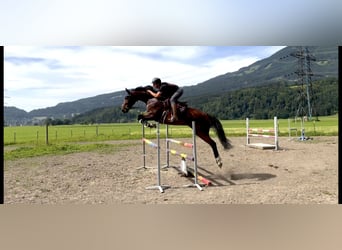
[
  {"x1": 142, "y1": 123, "x2": 171, "y2": 193},
  {"x1": 139, "y1": 122, "x2": 161, "y2": 170},
  {"x1": 246, "y1": 117, "x2": 279, "y2": 150},
  {"x1": 141, "y1": 121, "x2": 209, "y2": 193},
  {"x1": 165, "y1": 121, "x2": 205, "y2": 191}
]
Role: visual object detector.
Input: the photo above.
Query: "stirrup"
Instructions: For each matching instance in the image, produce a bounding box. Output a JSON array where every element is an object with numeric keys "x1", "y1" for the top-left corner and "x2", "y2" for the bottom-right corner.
[{"x1": 170, "y1": 115, "x2": 178, "y2": 122}]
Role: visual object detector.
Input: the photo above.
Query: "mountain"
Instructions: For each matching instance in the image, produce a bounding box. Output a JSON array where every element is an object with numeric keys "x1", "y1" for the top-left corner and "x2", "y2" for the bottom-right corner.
[
  {"x1": 3, "y1": 106, "x2": 31, "y2": 125},
  {"x1": 28, "y1": 91, "x2": 126, "y2": 118},
  {"x1": 4, "y1": 46, "x2": 338, "y2": 125},
  {"x1": 182, "y1": 46, "x2": 338, "y2": 97},
  {"x1": 4, "y1": 91, "x2": 127, "y2": 125},
  {"x1": 69, "y1": 77, "x2": 338, "y2": 124}
]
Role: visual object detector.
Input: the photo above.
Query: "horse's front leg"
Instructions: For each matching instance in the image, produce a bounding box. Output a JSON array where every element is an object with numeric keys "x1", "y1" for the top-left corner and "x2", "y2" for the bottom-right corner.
[
  {"x1": 137, "y1": 114, "x2": 145, "y2": 123},
  {"x1": 138, "y1": 112, "x2": 157, "y2": 128}
]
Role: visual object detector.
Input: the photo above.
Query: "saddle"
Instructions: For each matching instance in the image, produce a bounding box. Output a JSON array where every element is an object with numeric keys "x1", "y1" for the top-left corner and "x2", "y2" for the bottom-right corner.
[{"x1": 160, "y1": 99, "x2": 187, "y2": 123}]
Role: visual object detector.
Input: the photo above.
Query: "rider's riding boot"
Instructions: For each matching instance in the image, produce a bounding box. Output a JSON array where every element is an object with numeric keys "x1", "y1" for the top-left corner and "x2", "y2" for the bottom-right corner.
[{"x1": 170, "y1": 103, "x2": 178, "y2": 122}]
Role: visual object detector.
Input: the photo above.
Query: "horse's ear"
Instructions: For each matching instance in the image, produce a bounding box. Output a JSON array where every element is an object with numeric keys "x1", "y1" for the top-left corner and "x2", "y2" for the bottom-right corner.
[{"x1": 125, "y1": 88, "x2": 131, "y2": 95}]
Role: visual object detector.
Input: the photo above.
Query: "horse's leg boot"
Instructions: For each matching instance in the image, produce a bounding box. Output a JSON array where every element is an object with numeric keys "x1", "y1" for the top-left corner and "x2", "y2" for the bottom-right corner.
[{"x1": 170, "y1": 103, "x2": 178, "y2": 122}]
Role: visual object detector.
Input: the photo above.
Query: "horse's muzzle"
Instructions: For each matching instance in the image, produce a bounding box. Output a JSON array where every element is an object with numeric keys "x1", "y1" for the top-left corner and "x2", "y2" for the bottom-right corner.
[{"x1": 121, "y1": 106, "x2": 128, "y2": 113}]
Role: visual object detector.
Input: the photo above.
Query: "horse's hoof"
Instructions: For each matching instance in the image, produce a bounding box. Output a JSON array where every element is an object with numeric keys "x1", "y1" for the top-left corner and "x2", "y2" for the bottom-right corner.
[
  {"x1": 147, "y1": 123, "x2": 156, "y2": 128},
  {"x1": 216, "y1": 157, "x2": 223, "y2": 168}
]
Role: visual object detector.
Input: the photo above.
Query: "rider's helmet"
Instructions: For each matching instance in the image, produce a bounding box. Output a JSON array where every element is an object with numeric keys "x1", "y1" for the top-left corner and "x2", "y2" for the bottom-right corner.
[{"x1": 152, "y1": 77, "x2": 161, "y2": 87}]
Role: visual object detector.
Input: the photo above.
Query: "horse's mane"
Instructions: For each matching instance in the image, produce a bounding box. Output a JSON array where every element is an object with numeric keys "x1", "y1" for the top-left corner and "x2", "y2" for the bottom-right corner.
[{"x1": 134, "y1": 85, "x2": 156, "y2": 92}]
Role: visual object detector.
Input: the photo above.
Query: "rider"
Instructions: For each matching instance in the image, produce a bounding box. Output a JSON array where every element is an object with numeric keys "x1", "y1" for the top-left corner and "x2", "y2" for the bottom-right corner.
[{"x1": 147, "y1": 77, "x2": 183, "y2": 122}]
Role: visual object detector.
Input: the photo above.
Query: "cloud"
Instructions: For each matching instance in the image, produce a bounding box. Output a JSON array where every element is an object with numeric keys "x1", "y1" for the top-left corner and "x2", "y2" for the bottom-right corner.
[{"x1": 4, "y1": 46, "x2": 284, "y2": 112}]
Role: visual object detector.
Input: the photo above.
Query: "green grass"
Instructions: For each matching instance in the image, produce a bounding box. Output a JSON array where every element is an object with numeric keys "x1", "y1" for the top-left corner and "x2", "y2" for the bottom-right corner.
[
  {"x1": 4, "y1": 123, "x2": 141, "y2": 146},
  {"x1": 222, "y1": 114, "x2": 339, "y2": 137},
  {"x1": 4, "y1": 115, "x2": 338, "y2": 160},
  {"x1": 4, "y1": 143, "x2": 136, "y2": 161},
  {"x1": 4, "y1": 115, "x2": 338, "y2": 145}
]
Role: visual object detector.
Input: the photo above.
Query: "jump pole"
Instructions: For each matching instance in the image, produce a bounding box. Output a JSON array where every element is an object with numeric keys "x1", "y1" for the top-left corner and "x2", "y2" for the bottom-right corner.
[
  {"x1": 165, "y1": 121, "x2": 204, "y2": 191},
  {"x1": 185, "y1": 121, "x2": 202, "y2": 190},
  {"x1": 288, "y1": 118, "x2": 298, "y2": 139},
  {"x1": 144, "y1": 123, "x2": 170, "y2": 193},
  {"x1": 186, "y1": 167, "x2": 211, "y2": 186},
  {"x1": 142, "y1": 123, "x2": 146, "y2": 168},
  {"x1": 137, "y1": 123, "x2": 154, "y2": 170},
  {"x1": 246, "y1": 117, "x2": 279, "y2": 150}
]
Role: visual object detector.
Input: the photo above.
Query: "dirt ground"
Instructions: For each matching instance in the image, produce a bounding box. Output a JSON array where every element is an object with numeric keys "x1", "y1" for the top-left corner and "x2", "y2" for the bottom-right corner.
[{"x1": 4, "y1": 136, "x2": 338, "y2": 204}]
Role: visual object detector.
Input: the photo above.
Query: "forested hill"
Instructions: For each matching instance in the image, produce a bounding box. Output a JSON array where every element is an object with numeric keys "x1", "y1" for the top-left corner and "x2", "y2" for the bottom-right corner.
[
  {"x1": 190, "y1": 77, "x2": 338, "y2": 120},
  {"x1": 70, "y1": 77, "x2": 338, "y2": 124}
]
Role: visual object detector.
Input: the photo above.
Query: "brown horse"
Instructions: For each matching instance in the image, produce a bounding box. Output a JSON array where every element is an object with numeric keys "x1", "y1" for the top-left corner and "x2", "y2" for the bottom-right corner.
[{"x1": 121, "y1": 86, "x2": 232, "y2": 168}]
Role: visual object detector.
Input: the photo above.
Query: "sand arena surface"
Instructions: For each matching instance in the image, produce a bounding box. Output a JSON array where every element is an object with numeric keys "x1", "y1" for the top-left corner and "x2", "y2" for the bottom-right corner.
[{"x1": 4, "y1": 136, "x2": 338, "y2": 204}]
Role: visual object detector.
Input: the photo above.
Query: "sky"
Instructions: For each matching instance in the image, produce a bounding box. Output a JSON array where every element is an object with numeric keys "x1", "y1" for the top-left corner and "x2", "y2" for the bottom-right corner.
[
  {"x1": 4, "y1": 46, "x2": 286, "y2": 112},
  {"x1": 2, "y1": 1, "x2": 341, "y2": 112}
]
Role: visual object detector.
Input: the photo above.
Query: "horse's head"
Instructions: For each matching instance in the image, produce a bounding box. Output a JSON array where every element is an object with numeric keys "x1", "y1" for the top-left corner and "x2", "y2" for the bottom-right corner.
[
  {"x1": 121, "y1": 86, "x2": 153, "y2": 113},
  {"x1": 121, "y1": 88, "x2": 136, "y2": 113}
]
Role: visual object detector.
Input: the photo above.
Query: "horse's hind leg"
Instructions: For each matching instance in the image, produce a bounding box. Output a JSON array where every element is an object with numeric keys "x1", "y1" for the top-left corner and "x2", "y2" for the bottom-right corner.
[{"x1": 196, "y1": 130, "x2": 223, "y2": 168}]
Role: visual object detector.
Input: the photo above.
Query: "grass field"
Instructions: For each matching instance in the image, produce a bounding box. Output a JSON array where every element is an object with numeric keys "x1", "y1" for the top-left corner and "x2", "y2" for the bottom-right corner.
[
  {"x1": 4, "y1": 115, "x2": 338, "y2": 160},
  {"x1": 4, "y1": 115, "x2": 338, "y2": 145}
]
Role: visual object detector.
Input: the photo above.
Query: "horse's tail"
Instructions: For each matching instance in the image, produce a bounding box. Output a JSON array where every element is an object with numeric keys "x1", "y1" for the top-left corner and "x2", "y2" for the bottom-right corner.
[{"x1": 208, "y1": 115, "x2": 233, "y2": 150}]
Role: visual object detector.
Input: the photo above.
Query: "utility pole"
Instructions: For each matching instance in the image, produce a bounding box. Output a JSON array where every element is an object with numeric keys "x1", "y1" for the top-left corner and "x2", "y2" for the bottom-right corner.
[
  {"x1": 290, "y1": 46, "x2": 316, "y2": 121},
  {"x1": 281, "y1": 46, "x2": 317, "y2": 141}
]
